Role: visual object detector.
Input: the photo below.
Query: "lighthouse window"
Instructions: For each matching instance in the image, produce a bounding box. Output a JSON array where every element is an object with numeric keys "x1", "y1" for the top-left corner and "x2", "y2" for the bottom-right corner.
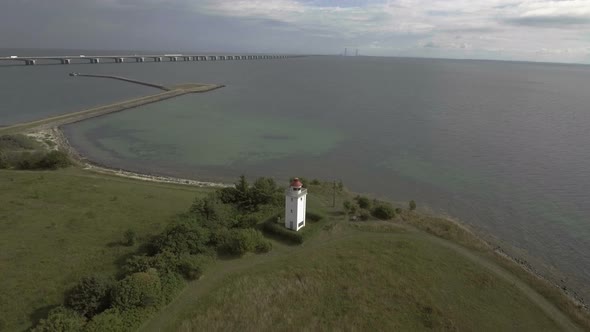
[
  {"x1": 298, "y1": 221, "x2": 304, "y2": 227},
  {"x1": 291, "y1": 198, "x2": 293, "y2": 202},
  {"x1": 300, "y1": 198, "x2": 303, "y2": 201},
  {"x1": 290, "y1": 209, "x2": 293, "y2": 213}
]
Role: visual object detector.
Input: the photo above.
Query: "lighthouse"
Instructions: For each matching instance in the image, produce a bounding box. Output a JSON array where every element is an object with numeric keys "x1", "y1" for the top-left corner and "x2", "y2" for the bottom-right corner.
[{"x1": 285, "y1": 178, "x2": 307, "y2": 231}]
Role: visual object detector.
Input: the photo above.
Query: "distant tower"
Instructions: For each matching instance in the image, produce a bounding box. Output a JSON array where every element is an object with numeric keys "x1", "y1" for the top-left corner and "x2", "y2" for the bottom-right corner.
[
  {"x1": 355, "y1": 49, "x2": 359, "y2": 56},
  {"x1": 285, "y1": 178, "x2": 307, "y2": 231},
  {"x1": 344, "y1": 48, "x2": 348, "y2": 56}
]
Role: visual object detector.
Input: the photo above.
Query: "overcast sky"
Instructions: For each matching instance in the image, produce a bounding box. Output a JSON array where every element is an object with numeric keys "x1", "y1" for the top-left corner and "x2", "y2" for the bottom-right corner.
[{"x1": 1, "y1": 0, "x2": 589, "y2": 63}]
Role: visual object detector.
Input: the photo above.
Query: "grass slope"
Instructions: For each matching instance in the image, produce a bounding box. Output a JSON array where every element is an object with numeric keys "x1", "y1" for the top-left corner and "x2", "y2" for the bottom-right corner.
[
  {"x1": 170, "y1": 228, "x2": 563, "y2": 331},
  {"x1": 0, "y1": 168, "x2": 212, "y2": 331}
]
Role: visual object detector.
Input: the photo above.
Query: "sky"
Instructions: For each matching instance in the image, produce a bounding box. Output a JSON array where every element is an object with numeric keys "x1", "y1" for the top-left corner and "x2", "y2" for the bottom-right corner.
[{"x1": 1, "y1": 0, "x2": 589, "y2": 63}]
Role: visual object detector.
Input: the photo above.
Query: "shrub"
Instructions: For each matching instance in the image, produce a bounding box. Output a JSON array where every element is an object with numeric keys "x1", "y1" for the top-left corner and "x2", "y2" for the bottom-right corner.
[
  {"x1": 221, "y1": 229, "x2": 266, "y2": 255},
  {"x1": 84, "y1": 308, "x2": 125, "y2": 332},
  {"x1": 123, "y1": 229, "x2": 136, "y2": 246},
  {"x1": 237, "y1": 215, "x2": 259, "y2": 228},
  {"x1": 122, "y1": 255, "x2": 155, "y2": 275},
  {"x1": 15, "y1": 151, "x2": 44, "y2": 170},
  {"x1": 65, "y1": 276, "x2": 113, "y2": 318},
  {"x1": 395, "y1": 207, "x2": 402, "y2": 214},
  {"x1": 355, "y1": 195, "x2": 372, "y2": 210},
  {"x1": 255, "y1": 240, "x2": 273, "y2": 253},
  {"x1": 310, "y1": 179, "x2": 321, "y2": 185},
  {"x1": 111, "y1": 269, "x2": 162, "y2": 310},
  {"x1": 86, "y1": 308, "x2": 152, "y2": 332},
  {"x1": 359, "y1": 211, "x2": 371, "y2": 221},
  {"x1": 177, "y1": 254, "x2": 207, "y2": 280},
  {"x1": 159, "y1": 272, "x2": 185, "y2": 303},
  {"x1": 409, "y1": 200, "x2": 417, "y2": 211},
  {"x1": 372, "y1": 204, "x2": 396, "y2": 220},
  {"x1": 150, "y1": 222, "x2": 211, "y2": 256},
  {"x1": 0, "y1": 134, "x2": 39, "y2": 150},
  {"x1": 31, "y1": 306, "x2": 86, "y2": 332},
  {"x1": 37, "y1": 150, "x2": 70, "y2": 169},
  {"x1": 262, "y1": 218, "x2": 304, "y2": 244}
]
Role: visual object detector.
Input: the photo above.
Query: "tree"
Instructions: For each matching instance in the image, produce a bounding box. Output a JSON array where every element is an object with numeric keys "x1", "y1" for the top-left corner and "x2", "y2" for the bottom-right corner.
[
  {"x1": 251, "y1": 177, "x2": 281, "y2": 207},
  {"x1": 190, "y1": 195, "x2": 221, "y2": 221},
  {"x1": 123, "y1": 229, "x2": 136, "y2": 246},
  {"x1": 31, "y1": 306, "x2": 86, "y2": 332},
  {"x1": 65, "y1": 276, "x2": 113, "y2": 318},
  {"x1": 372, "y1": 204, "x2": 396, "y2": 220},
  {"x1": 112, "y1": 269, "x2": 162, "y2": 310},
  {"x1": 235, "y1": 175, "x2": 249, "y2": 194},
  {"x1": 409, "y1": 200, "x2": 417, "y2": 211}
]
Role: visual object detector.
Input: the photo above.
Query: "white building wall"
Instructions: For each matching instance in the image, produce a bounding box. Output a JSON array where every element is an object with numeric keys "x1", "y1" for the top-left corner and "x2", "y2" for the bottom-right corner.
[
  {"x1": 296, "y1": 195, "x2": 306, "y2": 230},
  {"x1": 285, "y1": 191, "x2": 307, "y2": 231}
]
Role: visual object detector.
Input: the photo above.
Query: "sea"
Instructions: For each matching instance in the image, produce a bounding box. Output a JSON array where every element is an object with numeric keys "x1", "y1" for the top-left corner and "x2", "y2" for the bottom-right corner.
[{"x1": 2, "y1": 49, "x2": 590, "y2": 301}]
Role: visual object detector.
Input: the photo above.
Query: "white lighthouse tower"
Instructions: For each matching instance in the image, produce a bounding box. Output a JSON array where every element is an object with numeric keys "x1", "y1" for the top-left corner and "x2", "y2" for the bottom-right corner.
[{"x1": 285, "y1": 178, "x2": 307, "y2": 231}]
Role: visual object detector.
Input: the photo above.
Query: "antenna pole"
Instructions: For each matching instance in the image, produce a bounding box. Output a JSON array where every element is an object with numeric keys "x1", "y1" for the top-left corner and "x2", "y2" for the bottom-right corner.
[{"x1": 333, "y1": 180, "x2": 336, "y2": 208}]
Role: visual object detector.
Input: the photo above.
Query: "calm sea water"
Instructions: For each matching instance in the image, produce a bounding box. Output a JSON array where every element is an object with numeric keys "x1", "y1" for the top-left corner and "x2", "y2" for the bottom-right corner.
[{"x1": 2, "y1": 53, "x2": 590, "y2": 300}]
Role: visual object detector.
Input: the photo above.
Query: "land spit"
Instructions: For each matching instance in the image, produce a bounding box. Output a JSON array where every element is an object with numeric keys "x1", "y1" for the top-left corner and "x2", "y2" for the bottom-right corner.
[{"x1": 0, "y1": 81, "x2": 231, "y2": 188}]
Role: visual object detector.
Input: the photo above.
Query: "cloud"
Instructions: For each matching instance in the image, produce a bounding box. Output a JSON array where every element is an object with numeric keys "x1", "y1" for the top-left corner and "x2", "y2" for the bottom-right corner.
[
  {"x1": 1, "y1": 0, "x2": 590, "y2": 63},
  {"x1": 501, "y1": 0, "x2": 590, "y2": 27}
]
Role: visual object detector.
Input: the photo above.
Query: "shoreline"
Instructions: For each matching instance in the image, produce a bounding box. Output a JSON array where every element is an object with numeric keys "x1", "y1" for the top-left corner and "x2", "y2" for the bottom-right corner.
[{"x1": 37, "y1": 127, "x2": 232, "y2": 188}]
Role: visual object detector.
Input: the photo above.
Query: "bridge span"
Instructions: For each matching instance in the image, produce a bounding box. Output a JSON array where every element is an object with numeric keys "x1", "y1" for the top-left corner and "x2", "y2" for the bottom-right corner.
[{"x1": 0, "y1": 54, "x2": 303, "y2": 66}]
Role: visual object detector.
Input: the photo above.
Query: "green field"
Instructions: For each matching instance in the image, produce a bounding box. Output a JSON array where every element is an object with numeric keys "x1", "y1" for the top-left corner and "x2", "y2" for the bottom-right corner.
[
  {"x1": 174, "y1": 230, "x2": 562, "y2": 331},
  {"x1": 1, "y1": 167, "x2": 588, "y2": 331},
  {"x1": 0, "y1": 168, "x2": 212, "y2": 331}
]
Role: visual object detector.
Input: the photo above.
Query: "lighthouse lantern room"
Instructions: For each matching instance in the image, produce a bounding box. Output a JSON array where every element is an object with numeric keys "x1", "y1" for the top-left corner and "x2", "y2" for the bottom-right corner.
[{"x1": 285, "y1": 177, "x2": 307, "y2": 231}]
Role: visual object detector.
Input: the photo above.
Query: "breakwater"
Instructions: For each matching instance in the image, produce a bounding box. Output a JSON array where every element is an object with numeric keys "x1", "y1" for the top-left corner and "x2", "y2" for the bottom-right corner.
[
  {"x1": 74, "y1": 74, "x2": 170, "y2": 91},
  {"x1": 0, "y1": 83, "x2": 224, "y2": 135}
]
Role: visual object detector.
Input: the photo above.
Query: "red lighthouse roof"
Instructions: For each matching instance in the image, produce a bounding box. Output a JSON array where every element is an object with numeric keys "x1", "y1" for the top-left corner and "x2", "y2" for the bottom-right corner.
[{"x1": 290, "y1": 178, "x2": 303, "y2": 188}]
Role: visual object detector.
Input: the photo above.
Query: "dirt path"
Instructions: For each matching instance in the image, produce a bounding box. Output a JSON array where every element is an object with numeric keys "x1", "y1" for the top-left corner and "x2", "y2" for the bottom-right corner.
[{"x1": 139, "y1": 225, "x2": 581, "y2": 332}]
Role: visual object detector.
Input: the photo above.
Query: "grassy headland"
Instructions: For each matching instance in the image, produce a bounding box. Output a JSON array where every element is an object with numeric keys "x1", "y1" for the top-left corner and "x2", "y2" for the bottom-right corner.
[{"x1": 1, "y1": 167, "x2": 589, "y2": 331}]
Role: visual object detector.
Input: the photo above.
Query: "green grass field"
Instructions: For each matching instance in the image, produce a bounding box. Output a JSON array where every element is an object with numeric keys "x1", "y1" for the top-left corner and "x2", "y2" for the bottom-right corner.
[
  {"x1": 0, "y1": 168, "x2": 212, "y2": 331},
  {"x1": 1, "y1": 167, "x2": 588, "y2": 331}
]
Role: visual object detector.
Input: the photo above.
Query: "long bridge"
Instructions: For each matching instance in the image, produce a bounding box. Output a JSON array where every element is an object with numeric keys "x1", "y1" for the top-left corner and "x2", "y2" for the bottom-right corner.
[{"x1": 0, "y1": 54, "x2": 303, "y2": 66}]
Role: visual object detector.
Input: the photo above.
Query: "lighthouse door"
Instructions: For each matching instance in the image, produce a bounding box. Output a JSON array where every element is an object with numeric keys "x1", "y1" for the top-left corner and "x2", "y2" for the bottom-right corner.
[{"x1": 290, "y1": 221, "x2": 294, "y2": 230}]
